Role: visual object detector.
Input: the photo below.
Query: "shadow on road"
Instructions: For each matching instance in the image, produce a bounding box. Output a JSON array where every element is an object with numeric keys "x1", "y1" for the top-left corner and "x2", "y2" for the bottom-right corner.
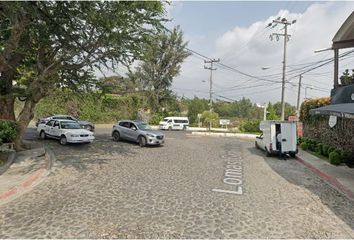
[
  {"x1": 25, "y1": 128, "x2": 138, "y2": 172},
  {"x1": 249, "y1": 146, "x2": 354, "y2": 231}
]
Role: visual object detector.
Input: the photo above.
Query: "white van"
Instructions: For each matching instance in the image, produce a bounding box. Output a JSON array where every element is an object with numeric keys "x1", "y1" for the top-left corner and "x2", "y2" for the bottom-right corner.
[
  {"x1": 255, "y1": 120, "x2": 298, "y2": 157},
  {"x1": 159, "y1": 117, "x2": 189, "y2": 130}
]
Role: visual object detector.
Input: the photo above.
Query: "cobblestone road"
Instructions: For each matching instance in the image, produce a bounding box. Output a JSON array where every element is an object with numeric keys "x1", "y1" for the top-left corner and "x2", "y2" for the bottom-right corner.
[{"x1": 0, "y1": 129, "x2": 354, "y2": 238}]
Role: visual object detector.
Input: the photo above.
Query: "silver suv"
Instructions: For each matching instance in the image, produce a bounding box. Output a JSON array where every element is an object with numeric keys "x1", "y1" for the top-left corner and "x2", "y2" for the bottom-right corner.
[{"x1": 112, "y1": 120, "x2": 164, "y2": 147}]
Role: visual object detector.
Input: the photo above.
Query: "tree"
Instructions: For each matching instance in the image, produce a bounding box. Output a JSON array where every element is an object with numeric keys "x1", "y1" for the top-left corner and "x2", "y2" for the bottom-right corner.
[
  {"x1": 201, "y1": 111, "x2": 219, "y2": 129},
  {"x1": 273, "y1": 102, "x2": 296, "y2": 120},
  {"x1": 0, "y1": 2, "x2": 166, "y2": 149},
  {"x1": 340, "y1": 69, "x2": 354, "y2": 85},
  {"x1": 186, "y1": 97, "x2": 209, "y2": 125},
  {"x1": 97, "y1": 75, "x2": 137, "y2": 95},
  {"x1": 133, "y1": 26, "x2": 190, "y2": 111},
  {"x1": 266, "y1": 102, "x2": 279, "y2": 120}
]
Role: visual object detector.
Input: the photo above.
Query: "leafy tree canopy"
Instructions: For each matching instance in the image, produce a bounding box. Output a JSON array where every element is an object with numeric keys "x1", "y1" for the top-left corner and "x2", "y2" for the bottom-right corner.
[{"x1": 0, "y1": 1, "x2": 166, "y2": 148}]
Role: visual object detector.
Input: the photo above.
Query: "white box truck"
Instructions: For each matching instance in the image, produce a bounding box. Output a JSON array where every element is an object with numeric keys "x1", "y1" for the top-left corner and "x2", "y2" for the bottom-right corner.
[{"x1": 255, "y1": 120, "x2": 298, "y2": 157}]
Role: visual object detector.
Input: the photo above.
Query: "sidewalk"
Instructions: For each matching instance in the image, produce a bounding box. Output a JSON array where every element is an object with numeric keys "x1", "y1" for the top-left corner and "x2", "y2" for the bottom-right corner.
[
  {"x1": 0, "y1": 147, "x2": 56, "y2": 205},
  {"x1": 296, "y1": 149, "x2": 354, "y2": 200}
]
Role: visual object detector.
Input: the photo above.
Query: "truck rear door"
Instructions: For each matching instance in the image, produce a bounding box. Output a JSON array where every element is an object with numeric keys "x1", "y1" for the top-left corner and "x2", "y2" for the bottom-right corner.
[{"x1": 280, "y1": 123, "x2": 296, "y2": 152}]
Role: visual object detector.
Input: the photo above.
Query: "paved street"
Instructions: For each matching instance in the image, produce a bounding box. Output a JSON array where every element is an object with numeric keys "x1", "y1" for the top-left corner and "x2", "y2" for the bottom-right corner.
[{"x1": 0, "y1": 128, "x2": 354, "y2": 238}]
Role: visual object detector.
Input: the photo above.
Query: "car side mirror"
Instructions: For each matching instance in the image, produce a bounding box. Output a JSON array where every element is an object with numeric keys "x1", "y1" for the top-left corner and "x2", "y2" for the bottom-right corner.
[{"x1": 132, "y1": 127, "x2": 137, "y2": 131}]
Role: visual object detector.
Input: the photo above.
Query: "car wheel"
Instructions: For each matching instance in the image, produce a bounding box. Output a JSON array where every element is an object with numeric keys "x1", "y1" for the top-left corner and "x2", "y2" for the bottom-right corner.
[
  {"x1": 39, "y1": 130, "x2": 47, "y2": 140},
  {"x1": 289, "y1": 152, "x2": 296, "y2": 158},
  {"x1": 138, "y1": 136, "x2": 147, "y2": 147},
  {"x1": 60, "y1": 136, "x2": 67, "y2": 145},
  {"x1": 113, "y1": 131, "x2": 120, "y2": 142}
]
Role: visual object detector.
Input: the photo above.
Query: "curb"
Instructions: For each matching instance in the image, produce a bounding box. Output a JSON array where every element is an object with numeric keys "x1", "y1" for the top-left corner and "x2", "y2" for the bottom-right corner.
[
  {"x1": 0, "y1": 151, "x2": 16, "y2": 176},
  {"x1": 191, "y1": 131, "x2": 257, "y2": 140},
  {"x1": 295, "y1": 155, "x2": 354, "y2": 201},
  {"x1": 0, "y1": 147, "x2": 56, "y2": 205}
]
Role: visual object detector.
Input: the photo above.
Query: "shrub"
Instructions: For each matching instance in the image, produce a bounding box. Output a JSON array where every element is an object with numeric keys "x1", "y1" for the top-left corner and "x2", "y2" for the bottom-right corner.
[
  {"x1": 0, "y1": 120, "x2": 17, "y2": 144},
  {"x1": 308, "y1": 139, "x2": 318, "y2": 152},
  {"x1": 300, "y1": 142, "x2": 308, "y2": 151},
  {"x1": 149, "y1": 113, "x2": 166, "y2": 125},
  {"x1": 322, "y1": 144, "x2": 330, "y2": 157},
  {"x1": 328, "y1": 147, "x2": 336, "y2": 155},
  {"x1": 201, "y1": 111, "x2": 220, "y2": 128},
  {"x1": 316, "y1": 143, "x2": 324, "y2": 155},
  {"x1": 329, "y1": 151, "x2": 342, "y2": 165},
  {"x1": 239, "y1": 119, "x2": 261, "y2": 133},
  {"x1": 341, "y1": 151, "x2": 352, "y2": 163},
  {"x1": 301, "y1": 137, "x2": 308, "y2": 144}
]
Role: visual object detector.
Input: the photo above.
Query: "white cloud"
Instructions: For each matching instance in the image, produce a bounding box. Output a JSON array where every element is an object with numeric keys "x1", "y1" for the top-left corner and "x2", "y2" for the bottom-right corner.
[{"x1": 173, "y1": 2, "x2": 354, "y2": 105}]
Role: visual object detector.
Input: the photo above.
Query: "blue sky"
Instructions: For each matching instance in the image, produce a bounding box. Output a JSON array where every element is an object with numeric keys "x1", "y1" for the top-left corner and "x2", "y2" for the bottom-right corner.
[{"x1": 165, "y1": 1, "x2": 354, "y2": 105}]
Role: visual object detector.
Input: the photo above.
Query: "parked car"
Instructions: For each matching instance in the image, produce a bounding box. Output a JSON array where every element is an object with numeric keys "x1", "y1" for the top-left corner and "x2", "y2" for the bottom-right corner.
[
  {"x1": 255, "y1": 120, "x2": 298, "y2": 157},
  {"x1": 112, "y1": 120, "x2": 164, "y2": 147},
  {"x1": 37, "y1": 119, "x2": 95, "y2": 145},
  {"x1": 159, "y1": 116, "x2": 189, "y2": 130},
  {"x1": 36, "y1": 115, "x2": 95, "y2": 131}
]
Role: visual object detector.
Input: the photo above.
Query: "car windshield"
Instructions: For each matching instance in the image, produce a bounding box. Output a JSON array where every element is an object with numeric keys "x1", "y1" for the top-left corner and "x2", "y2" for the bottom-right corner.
[
  {"x1": 60, "y1": 122, "x2": 81, "y2": 129},
  {"x1": 137, "y1": 122, "x2": 152, "y2": 130}
]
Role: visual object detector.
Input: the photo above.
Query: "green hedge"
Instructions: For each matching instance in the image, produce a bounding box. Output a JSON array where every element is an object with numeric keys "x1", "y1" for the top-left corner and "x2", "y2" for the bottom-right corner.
[
  {"x1": 329, "y1": 151, "x2": 342, "y2": 165},
  {"x1": 301, "y1": 137, "x2": 353, "y2": 165},
  {"x1": 0, "y1": 120, "x2": 17, "y2": 144},
  {"x1": 300, "y1": 142, "x2": 308, "y2": 151}
]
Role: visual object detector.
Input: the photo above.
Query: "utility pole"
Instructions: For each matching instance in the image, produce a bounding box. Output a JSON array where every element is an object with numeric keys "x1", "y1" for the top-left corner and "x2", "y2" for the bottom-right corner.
[
  {"x1": 296, "y1": 74, "x2": 302, "y2": 119},
  {"x1": 204, "y1": 58, "x2": 220, "y2": 130},
  {"x1": 263, "y1": 103, "x2": 268, "y2": 121},
  {"x1": 269, "y1": 18, "x2": 296, "y2": 121}
]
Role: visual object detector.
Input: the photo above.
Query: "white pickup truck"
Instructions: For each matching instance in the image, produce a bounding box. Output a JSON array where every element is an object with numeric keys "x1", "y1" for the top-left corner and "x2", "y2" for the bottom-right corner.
[{"x1": 37, "y1": 119, "x2": 95, "y2": 145}]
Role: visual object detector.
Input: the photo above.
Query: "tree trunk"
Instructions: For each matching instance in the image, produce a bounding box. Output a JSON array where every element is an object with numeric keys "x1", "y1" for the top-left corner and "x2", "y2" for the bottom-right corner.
[
  {"x1": 0, "y1": 98, "x2": 16, "y2": 120},
  {"x1": 14, "y1": 99, "x2": 36, "y2": 150}
]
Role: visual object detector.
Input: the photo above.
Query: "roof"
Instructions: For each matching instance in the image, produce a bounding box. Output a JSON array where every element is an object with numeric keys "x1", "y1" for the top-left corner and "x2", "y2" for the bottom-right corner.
[
  {"x1": 309, "y1": 103, "x2": 354, "y2": 119},
  {"x1": 332, "y1": 11, "x2": 354, "y2": 49}
]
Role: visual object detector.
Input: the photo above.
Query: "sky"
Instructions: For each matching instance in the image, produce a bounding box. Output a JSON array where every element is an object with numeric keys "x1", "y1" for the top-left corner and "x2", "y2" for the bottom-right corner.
[{"x1": 163, "y1": 1, "x2": 354, "y2": 106}]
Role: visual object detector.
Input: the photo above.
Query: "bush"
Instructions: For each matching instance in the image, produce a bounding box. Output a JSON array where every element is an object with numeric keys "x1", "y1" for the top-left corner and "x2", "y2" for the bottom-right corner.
[
  {"x1": 328, "y1": 147, "x2": 336, "y2": 155},
  {"x1": 329, "y1": 151, "x2": 343, "y2": 165},
  {"x1": 0, "y1": 120, "x2": 17, "y2": 144},
  {"x1": 201, "y1": 111, "x2": 220, "y2": 128},
  {"x1": 149, "y1": 113, "x2": 166, "y2": 125},
  {"x1": 307, "y1": 139, "x2": 318, "y2": 152},
  {"x1": 316, "y1": 143, "x2": 324, "y2": 155},
  {"x1": 300, "y1": 142, "x2": 308, "y2": 151},
  {"x1": 239, "y1": 119, "x2": 261, "y2": 133},
  {"x1": 341, "y1": 151, "x2": 352, "y2": 163},
  {"x1": 322, "y1": 144, "x2": 330, "y2": 157}
]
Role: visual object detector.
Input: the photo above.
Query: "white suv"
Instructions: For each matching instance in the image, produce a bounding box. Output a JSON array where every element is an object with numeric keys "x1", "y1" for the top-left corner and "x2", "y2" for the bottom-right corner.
[{"x1": 37, "y1": 119, "x2": 95, "y2": 145}]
